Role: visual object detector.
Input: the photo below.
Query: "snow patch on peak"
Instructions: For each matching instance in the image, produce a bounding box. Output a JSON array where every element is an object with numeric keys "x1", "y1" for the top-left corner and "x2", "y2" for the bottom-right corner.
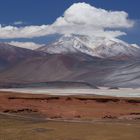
[
  {"x1": 38, "y1": 34, "x2": 99, "y2": 57},
  {"x1": 131, "y1": 44, "x2": 140, "y2": 49}
]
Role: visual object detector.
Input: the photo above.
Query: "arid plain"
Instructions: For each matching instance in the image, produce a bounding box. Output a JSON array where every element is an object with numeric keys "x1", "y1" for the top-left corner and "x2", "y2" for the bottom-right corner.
[{"x1": 0, "y1": 90, "x2": 140, "y2": 140}]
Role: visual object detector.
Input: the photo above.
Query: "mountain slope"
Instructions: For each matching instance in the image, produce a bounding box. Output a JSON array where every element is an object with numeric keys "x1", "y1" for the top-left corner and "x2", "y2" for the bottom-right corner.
[
  {"x1": 0, "y1": 51, "x2": 140, "y2": 88},
  {"x1": 0, "y1": 53, "x2": 125, "y2": 86},
  {"x1": 0, "y1": 43, "x2": 46, "y2": 70},
  {"x1": 104, "y1": 61, "x2": 140, "y2": 88}
]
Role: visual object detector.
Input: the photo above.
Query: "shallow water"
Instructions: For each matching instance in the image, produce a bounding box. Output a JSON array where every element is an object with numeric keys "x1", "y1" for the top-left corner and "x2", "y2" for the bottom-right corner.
[{"x1": 0, "y1": 87, "x2": 140, "y2": 97}]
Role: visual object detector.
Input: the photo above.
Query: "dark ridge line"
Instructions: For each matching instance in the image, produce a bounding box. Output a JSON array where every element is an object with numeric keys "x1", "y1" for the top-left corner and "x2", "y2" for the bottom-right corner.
[{"x1": 7, "y1": 96, "x2": 140, "y2": 104}]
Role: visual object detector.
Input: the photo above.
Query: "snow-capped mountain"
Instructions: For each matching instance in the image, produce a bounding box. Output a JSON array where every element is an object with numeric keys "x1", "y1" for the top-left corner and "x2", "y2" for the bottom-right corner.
[
  {"x1": 89, "y1": 37, "x2": 140, "y2": 58},
  {"x1": 37, "y1": 34, "x2": 140, "y2": 59},
  {"x1": 1, "y1": 36, "x2": 140, "y2": 88},
  {"x1": 37, "y1": 35, "x2": 100, "y2": 57}
]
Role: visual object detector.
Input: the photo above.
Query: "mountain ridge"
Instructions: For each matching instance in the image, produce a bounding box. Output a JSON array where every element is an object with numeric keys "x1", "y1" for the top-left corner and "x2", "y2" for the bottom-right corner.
[{"x1": 37, "y1": 35, "x2": 140, "y2": 60}]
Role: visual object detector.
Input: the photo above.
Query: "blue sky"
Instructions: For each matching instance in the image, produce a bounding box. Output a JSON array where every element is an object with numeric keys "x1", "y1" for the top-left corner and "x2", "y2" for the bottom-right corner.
[{"x1": 0, "y1": 0, "x2": 140, "y2": 45}]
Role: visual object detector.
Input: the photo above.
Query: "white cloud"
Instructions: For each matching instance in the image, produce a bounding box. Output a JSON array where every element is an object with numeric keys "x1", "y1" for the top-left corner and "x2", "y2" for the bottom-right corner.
[
  {"x1": 63, "y1": 3, "x2": 133, "y2": 28},
  {"x1": 0, "y1": 25, "x2": 54, "y2": 39},
  {"x1": 8, "y1": 41, "x2": 44, "y2": 50},
  {"x1": 0, "y1": 2, "x2": 134, "y2": 39},
  {"x1": 13, "y1": 21, "x2": 24, "y2": 25},
  {"x1": 52, "y1": 2, "x2": 134, "y2": 38}
]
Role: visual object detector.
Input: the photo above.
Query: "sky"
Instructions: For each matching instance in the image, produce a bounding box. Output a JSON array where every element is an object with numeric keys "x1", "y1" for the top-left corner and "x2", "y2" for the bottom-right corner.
[{"x1": 0, "y1": 0, "x2": 139, "y2": 48}]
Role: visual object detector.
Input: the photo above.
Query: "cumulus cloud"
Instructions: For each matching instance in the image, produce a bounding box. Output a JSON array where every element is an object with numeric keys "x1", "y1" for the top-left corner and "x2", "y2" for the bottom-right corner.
[
  {"x1": 0, "y1": 2, "x2": 134, "y2": 39},
  {"x1": 63, "y1": 3, "x2": 133, "y2": 28},
  {"x1": 8, "y1": 41, "x2": 44, "y2": 50}
]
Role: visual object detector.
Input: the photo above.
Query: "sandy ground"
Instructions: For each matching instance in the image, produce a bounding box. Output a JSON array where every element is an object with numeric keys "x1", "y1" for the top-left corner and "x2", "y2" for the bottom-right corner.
[
  {"x1": 1, "y1": 87, "x2": 140, "y2": 97},
  {"x1": 0, "y1": 114, "x2": 140, "y2": 140}
]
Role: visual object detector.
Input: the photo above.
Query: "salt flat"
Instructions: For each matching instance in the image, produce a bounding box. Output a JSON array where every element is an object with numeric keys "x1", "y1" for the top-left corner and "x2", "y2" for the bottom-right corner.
[{"x1": 0, "y1": 87, "x2": 140, "y2": 97}]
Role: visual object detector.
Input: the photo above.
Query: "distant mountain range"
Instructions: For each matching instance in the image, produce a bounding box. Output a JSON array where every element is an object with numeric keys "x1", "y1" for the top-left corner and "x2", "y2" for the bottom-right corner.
[{"x1": 0, "y1": 35, "x2": 140, "y2": 88}]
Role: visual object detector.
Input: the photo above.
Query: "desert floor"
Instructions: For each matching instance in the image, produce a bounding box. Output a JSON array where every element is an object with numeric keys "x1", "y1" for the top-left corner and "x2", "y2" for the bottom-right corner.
[
  {"x1": 0, "y1": 114, "x2": 140, "y2": 140},
  {"x1": 0, "y1": 91, "x2": 140, "y2": 140}
]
